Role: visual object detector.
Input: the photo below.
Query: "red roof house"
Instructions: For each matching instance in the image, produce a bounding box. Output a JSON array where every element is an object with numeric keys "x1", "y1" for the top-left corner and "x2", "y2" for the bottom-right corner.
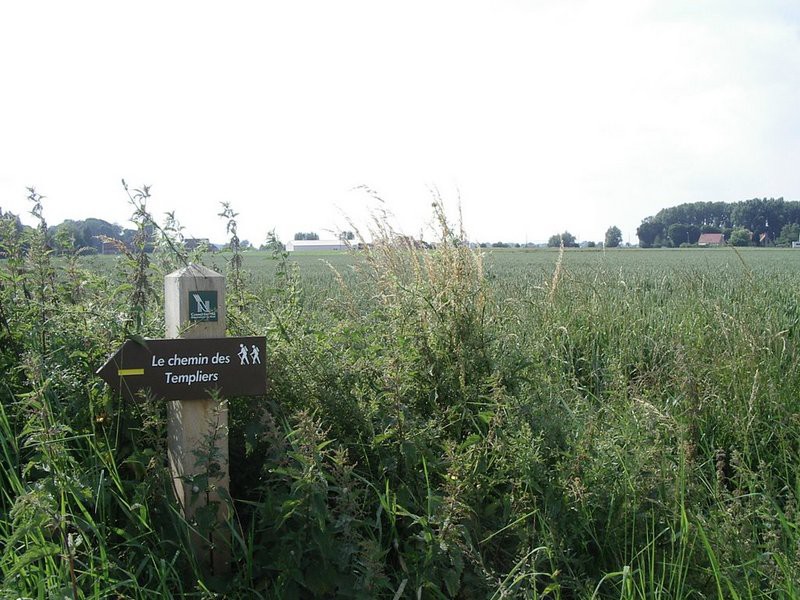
[{"x1": 697, "y1": 233, "x2": 725, "y2": 246}]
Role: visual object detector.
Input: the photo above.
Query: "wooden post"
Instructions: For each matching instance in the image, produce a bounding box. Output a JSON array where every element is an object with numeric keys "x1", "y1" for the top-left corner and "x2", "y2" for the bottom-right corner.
[{"x1": 164, "y1": 263, "x2": 230, "y2": 575}]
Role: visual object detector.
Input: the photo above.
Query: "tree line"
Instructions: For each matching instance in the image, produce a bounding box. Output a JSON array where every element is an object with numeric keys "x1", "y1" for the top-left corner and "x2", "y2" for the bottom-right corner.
[
  {"x1": 0, "y1": 208, "x2": 146, "y2": 255},
  {"x1": 544, "y1": 226, "x2": 623, "y2": 248},
  {"x1": 636, "y1": 198, "x2": 800, "y2": 247},
  {"x1": 8, "y1": 197, "x2": 798, "y2": 256}
]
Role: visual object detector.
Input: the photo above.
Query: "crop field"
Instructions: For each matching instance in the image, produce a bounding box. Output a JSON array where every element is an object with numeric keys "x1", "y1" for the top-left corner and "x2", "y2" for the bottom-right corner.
[{"x1": 2, "y1": 212, "x2": 799, "y2": 598}]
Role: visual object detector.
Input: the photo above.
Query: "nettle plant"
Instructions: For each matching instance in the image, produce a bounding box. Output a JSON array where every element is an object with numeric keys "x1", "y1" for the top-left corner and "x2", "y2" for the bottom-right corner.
[{"x1": 1, "y1": 185, "x2": 799, "y2": 598}]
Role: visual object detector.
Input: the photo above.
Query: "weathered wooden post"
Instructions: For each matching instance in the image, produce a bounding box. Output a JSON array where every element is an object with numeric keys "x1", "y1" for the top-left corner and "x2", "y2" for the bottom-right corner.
[
  {"x1": 97, "y1": 262, "x2": 266, "y2": 577},
  {"x1": 164, "y1": 263, "x2": 230, "y2": 574}
]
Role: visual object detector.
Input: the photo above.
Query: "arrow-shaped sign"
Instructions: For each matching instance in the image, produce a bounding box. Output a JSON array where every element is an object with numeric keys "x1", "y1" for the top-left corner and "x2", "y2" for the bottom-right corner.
[{"x1": 97, "y1": 336, "x2": 267, "y2": 401}]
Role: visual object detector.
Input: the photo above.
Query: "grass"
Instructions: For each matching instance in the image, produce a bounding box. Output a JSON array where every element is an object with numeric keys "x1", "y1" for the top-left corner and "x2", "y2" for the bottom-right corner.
[{"x1": 2, "y1": 213, "x2": 800, "y2": 598}]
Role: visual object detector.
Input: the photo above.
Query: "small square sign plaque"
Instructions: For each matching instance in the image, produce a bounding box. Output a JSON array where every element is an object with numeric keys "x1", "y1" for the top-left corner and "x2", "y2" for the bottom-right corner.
[{"x1": 189, "y1": 290, "x2": 218, "y2": 322}]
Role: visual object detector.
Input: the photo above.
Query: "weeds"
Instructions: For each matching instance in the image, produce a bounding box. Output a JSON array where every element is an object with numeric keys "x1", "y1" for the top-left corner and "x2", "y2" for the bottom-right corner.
[{"x1": 1, "y1": 192, "x2": 799, "y2": 597}]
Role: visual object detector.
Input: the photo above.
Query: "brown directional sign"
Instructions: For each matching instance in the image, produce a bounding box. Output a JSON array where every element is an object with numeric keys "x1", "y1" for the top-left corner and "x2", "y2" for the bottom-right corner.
[{"x1": 96, "y1": 336, "x2": 267, "y2": 401}]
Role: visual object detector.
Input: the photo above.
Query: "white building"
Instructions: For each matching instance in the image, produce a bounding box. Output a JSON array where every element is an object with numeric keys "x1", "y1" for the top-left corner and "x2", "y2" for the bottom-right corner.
[{"x1": 286, "y1": 239, "x2": 348, "y2": 252}]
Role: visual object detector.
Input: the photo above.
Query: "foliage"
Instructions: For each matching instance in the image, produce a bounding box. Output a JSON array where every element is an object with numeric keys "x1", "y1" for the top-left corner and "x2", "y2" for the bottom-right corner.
[
  {"x1": 641, "y1": 197, "x2": 800, "y2": 247},
  {"x1": 294, "y1": 231, "x2": 320, "y2": 240},
  {"x1": 666, "y1": 223, "x2": 701, "y2": 246},
  {"x1": 0, "y1": 208, "x2": 26, "y2": 255},
  {"x1": 218, "y1": 202, "x2": 247, "y2": 316},
  {"x1": 547, "y1": 231, "x2": 577, "y2": 247},
  {"x1": 729, "y1": 228, "x2": 752, "y2": 246},
  {"x1": 260, "y1": 229, "x2": 286, "y2": 252},
  {"x1": 777, "y1": 222, "x2": 800, "y2": 246},
  {"x1": 2, "y1": 189, "x2": 800, "y2": 598},
  {"x1": 604, "y1": 226, "x2": 622, "y2": 248},
  {"x1": 48, "y1": 218, "x2": 131, "y2": 254},
  {"x1": 654, "y1": 200, "x2": 734, "y2": 228},
  {"x1": 635, "y1": 219, "x2": 665, "y2": 248},
  {"x1": 730, "y1": 197, "x2": 793, "y2": 243}
]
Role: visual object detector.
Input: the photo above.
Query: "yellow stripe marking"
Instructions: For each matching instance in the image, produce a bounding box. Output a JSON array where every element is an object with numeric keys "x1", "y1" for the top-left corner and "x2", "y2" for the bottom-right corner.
[{"x1": 118, "y1": 368, "x2": 145, "y2": 376}]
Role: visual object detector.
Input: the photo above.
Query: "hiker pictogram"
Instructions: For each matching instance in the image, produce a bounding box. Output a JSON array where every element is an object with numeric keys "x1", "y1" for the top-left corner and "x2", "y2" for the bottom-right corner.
[{"x1": 96, "y1": 336, "x2": 267, "y2": 402}]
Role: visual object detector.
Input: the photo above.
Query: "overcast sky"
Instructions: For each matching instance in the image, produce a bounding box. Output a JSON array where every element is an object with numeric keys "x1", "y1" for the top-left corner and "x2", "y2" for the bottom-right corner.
[{"x1": 1, "y1": 0, "x2": 798, "y2": 245}]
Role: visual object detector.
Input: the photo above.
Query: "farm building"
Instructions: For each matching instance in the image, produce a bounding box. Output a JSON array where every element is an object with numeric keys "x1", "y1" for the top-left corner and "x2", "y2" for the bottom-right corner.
[
  {"x1": 697, "y1": 233, "x2": 725, "y2": 246},
  {"x1": 286, "y1": 239, "x2": 349, "y2": 252}
]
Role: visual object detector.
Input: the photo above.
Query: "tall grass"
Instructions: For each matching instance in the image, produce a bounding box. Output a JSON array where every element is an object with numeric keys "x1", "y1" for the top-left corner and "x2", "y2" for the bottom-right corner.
[{"x1": 1, "y1": 193, "x2": 799, "y2": 597}]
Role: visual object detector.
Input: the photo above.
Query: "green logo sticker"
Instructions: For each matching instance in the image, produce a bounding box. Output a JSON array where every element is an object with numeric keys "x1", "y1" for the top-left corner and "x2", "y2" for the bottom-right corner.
[{"x1": 189, "y1": 291, "x2": 218, "y2": 322}]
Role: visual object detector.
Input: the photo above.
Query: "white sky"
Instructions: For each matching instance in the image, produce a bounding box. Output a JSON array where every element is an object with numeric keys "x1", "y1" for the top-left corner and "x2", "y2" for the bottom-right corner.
[{"x1": 1, "y1": 0, "x2": 798, "y2": 245}]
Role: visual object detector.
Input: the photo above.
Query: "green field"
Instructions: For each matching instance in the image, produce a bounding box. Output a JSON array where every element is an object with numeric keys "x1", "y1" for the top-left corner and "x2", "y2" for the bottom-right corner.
[{"x1": 2, "y1": 227, "x2": 799, "y2": 598}]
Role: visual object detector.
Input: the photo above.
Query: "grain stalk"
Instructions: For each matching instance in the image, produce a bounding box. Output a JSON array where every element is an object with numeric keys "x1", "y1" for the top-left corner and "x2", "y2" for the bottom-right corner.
[{"x1": 548, "y1": 237, "x2": 565, "y2": 303}]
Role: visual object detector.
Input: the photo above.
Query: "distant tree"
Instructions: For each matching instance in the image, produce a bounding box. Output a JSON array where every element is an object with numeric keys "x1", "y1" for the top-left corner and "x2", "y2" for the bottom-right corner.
[
  {"x1": 53, "y1": 223, "x2": 78, "y2": 254},
  {"x1": 643, "y1": 198, "x2": 800, "y2": 239},
  {"x1": 654, "y1": 201, "x2": 733, "y2": 229},
  {"x1": 84, "y1": 218, "x2": 124, "y2": 249},
  {"x1": 730, "y1": 197, "x2": 788, "y2": 244},
  {"x1": 294, "y1": 232, "x2": 319, "y2": 240},
  {"x1": 491, "y1": 241, "x2": 509, "y2": 248},
  {"x1": 604, "y1": 226, "x2": 622, "y2": 248},
  {"x1": 667, "y1": 223, "x2": 701, "y2": 247},
  {"x1": 636, "y1": 219, "x2": 666, "y2": 248},
  {"x1": 547, "y1": 231, "x2": 577, "y2": 248},
  {"x1": 49, "y1": 218, "x2": 124, "y2": 253},
  {"x1": 49, "y1": 220, "x2": 79, "y2": 253},
  {"x1": 587, "y1": 241, "x2": 596, "y2": 248},
  {"x1": 777, "y1": 223, "x2": 800, "y2": 246},
  {"x1": 667, "y1": 224, "x2": 685, "y2": 247},
  {"x1": 338, "y1": 230, "x2": 355, "y2": 241},
  {"x1": 728, "y1": 228, "x2": 751, "y2": 247}
]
